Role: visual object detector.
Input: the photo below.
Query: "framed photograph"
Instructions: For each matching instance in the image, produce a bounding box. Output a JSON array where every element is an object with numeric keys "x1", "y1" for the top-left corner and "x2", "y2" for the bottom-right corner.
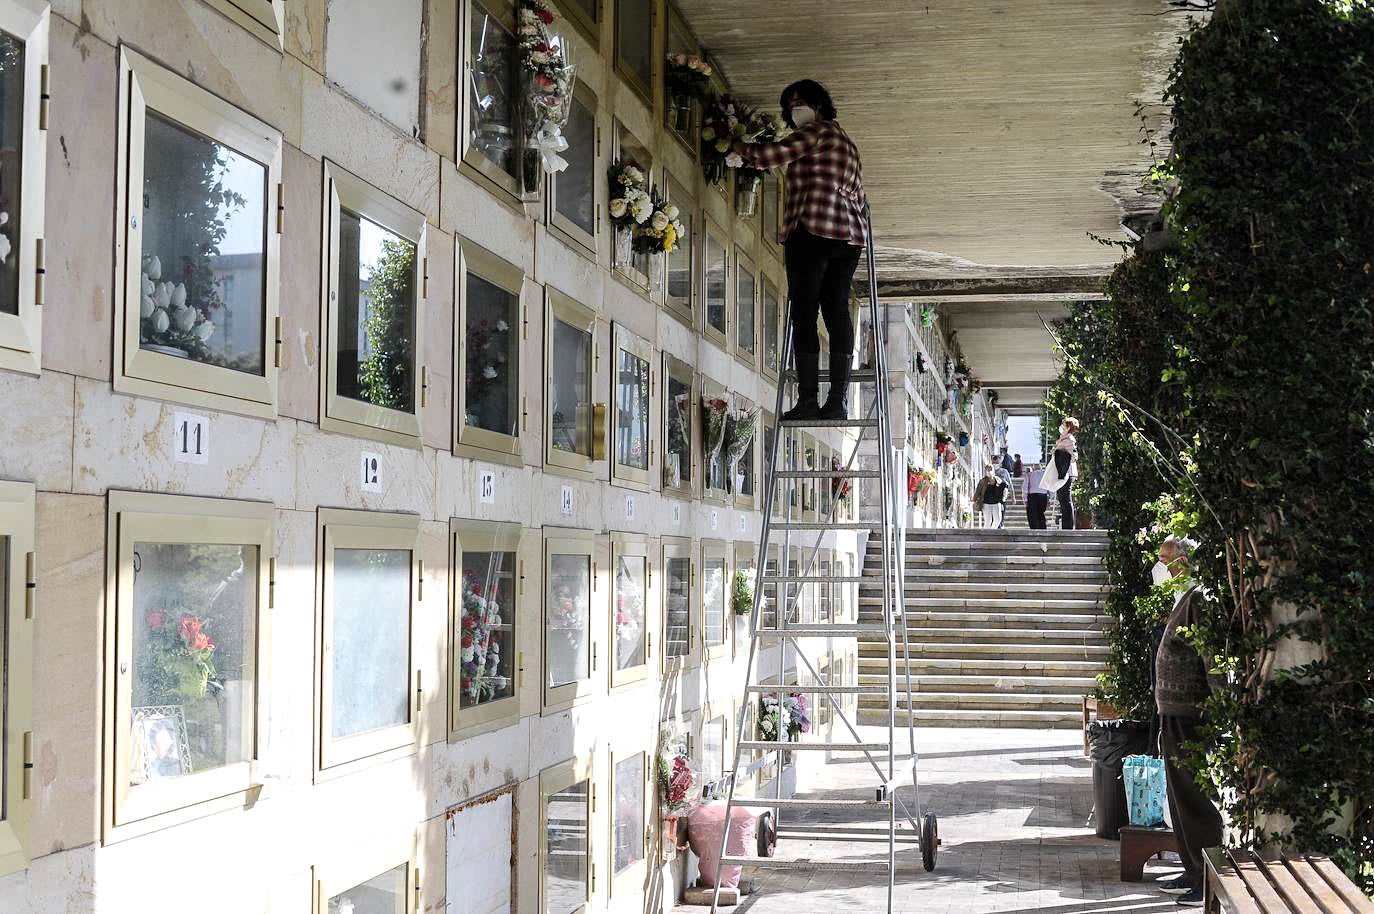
[{"x1": 130, "y1": 705, "x2": 193, "y2": 783}]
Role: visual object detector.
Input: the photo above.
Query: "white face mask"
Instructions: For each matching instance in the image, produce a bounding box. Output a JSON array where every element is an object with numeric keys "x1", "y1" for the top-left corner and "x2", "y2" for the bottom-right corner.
[
  {"x1": 790, "y1": 104, "x2": 816, "y2": 128},
  {"x1": 1151, "y1": 561, "x2": 1171, "y2": 586}
]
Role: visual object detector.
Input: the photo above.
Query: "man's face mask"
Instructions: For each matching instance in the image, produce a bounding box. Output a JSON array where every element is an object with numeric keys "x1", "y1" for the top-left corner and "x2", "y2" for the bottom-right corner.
[
  {"x1": 1151, "y1": 561, "x2": 1172, "y2": 586},
  {"x1": 791, "y1": 104, "x2": 816, "y2": 128}
]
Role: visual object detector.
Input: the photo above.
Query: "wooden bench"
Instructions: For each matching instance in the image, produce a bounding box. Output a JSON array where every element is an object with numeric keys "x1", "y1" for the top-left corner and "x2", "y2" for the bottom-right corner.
[
  {"x1": 1204, "y1": 846, "x2": 1374, "y2": 914},
  {"x1": 1120, "y1": 825, "x2": 1178, "y2": 881}
]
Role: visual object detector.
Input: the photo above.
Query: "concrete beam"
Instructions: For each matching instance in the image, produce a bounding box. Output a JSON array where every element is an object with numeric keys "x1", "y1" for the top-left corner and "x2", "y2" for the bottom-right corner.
[{"x1": 866, "y1": 273, "x2": 1109, "y2": 300}]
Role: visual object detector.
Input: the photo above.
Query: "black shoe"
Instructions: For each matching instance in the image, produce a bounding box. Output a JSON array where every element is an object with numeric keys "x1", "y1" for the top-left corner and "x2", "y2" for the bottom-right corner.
[
  {"x1": 1177, "y1": 887, "x2": 1204, "y2": 907},
  {"x1": 819, "y1": 356, "x2": 851, "y2": 419},
  {"x1": 784, "y1": 352, "x2": 821, "y2": 421},
  {"x1": 1159, "y1": 875, "x2": 1192, "y2": 896},
  {"x1": 816, "y1": 396, "x2": 848, "y2": 420},
  {"x1": 782, "y1": 397, "x2": 820, "y2": 421}
]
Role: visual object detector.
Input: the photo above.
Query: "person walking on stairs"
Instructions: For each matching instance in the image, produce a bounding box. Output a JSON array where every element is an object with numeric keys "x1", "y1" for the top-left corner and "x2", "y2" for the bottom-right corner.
[
  {"x1": 1041, "y1": 416, "x2": 1080, "y2": 529},
  {"x1": 735, "y1": 79, "x2": 867, "y2": 421},
  {"x1": 973, "y1": 464, "x2": 1007, "y2": 528},
  {"x1": 1151, "y1": 536, "x2": 1223, "y2": 907}
]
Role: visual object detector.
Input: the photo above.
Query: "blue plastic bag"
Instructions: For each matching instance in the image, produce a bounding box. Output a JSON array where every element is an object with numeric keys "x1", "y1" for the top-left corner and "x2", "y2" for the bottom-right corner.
[{"x1": 1122, "y1": 754, "x2": 1167, "y2": 827}]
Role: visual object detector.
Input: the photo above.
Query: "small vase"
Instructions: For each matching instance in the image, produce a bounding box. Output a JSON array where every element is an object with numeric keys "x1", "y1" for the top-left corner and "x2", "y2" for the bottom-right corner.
[
  {"x1": 614, "y1": 226, "x2": 634, "y2": 269},
  {"x1": 669, "y1": 94, "x2": 693, "y2": 133},
  {"x1": 664, "y1": 815, "x2": 679, "y2": 848},
  {"x1": 735, "y1": 173, "x2": 762, "y2": 216}
]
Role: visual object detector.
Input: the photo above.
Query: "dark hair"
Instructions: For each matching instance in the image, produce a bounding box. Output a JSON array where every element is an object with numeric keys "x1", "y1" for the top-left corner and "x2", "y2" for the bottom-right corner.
[{"x1": 779, "y1": 79, "x2": 838, "y2": 128}]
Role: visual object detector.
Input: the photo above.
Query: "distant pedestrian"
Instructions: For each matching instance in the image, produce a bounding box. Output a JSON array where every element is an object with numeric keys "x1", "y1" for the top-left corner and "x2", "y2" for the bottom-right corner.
[
  {"x1": 1052, "y1": 417, "x2": 1080, "y2": 529},
  {"x1": 973, "y1": 464, "x2": 1007, "y2": 529},
  {"x1": 994, "y1": 461, "x2": 1016, "y2": 518},
  {"x1": 1000, "y1": 449, "x2": 1013, "y2": 474},
  {"x1": 1012, "y1": 453, "x2": 1023, "y2": 477}
]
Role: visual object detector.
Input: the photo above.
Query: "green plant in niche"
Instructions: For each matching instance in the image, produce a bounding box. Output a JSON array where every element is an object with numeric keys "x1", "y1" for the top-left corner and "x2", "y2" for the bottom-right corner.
[
  {"x1": 359, "y1": 237, "x2": 417, "y2": 412},
  {"x1": 732, "y1": 569, "x2": 754, "y2": 616}
]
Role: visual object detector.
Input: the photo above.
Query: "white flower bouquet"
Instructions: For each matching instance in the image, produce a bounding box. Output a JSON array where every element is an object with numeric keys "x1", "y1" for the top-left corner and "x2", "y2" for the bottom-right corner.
[{"x1": 702, "y1": 396, "x2": 729, "y2": 468}]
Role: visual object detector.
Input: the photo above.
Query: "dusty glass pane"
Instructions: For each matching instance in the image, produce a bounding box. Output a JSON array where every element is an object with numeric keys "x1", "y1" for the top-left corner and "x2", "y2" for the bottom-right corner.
[
  {"x1": 617, "y1": 0, "x2": 653, "y2": 90},
  {"x1": 664, "y1": 369, "x2": 693, "y2": 489},
  {"x1": 545, "y1": 779, "x2": 589, "y2": 914},
  {"x1": 761, "y1": 173, "x2": 779, "y2": 242},
  {"x1": 614, "y1": 554, "x2": 646, "y2": 672},
  {"x1": 703, "y1": 556, "x2": 725, "y2": 647},
  {"x1": 458, "y1": 549, "x2": 517, "y2": 708},
  {"x1": 556, "y1": 95, "x2": 596, "y2": 236},
  {"x1": 762, "y1": 555, "x2": 777, "y2": 629},
  {"x1": 571, "y1": 0, "x2": 597, "y2": 22},
  {"x1": 663, "y1": 555, "x2": 689, "y2": 659},
  {"x1": 705, "y1": 232, "x2": 726, "y2": 336},
  {"x1": 703, "y1": 716, "x2": 724, "y2": 784},
  {"x1": 666, "y1": 209, "x2": 692, "y2": 312},
  {"x1": 546, "y1": 553, "x2": 590, "y2": 687},
  {"x1": 0, "y1": 35, "x2": 24, "y2": 316},
  {"x1": 139, "y1": 112, "x2": 267, "y2": 373},
  {"x1": 469, "y1": 2, "x2": 519, "y2": 179},
  {"x1": 613, "y1": 754, "x2": 645, "y2": 874},
  {"x1": 615, "y1": 347, "x2": 649, "y2": 471},
  {"x1": 550, "y1": 317, "x2": 591, "y2": 456},
  {"x1": 463, "y1": 273, "x2": 519, "y2": 437},
  {"x1": 331, "y1": 548, "x2": 411, "y2": 739},
  {"x1": 328, "y1": 864, "x2": 407, "y2": 914},
  {"x1": 735, "y1": 431, "x2": 755, "y2": 498},
  {"x1": 336, "y1": 209, "x2": 417, "y2": 413},
  {"x1": 763, "y1": 284, "x2": 780, "y2": 373},
  {"x1": 819, "y1": 559, "x2": 832, "y2": 621},
  {"x1": 736, "y1": 266, "x2": 755, "y2": 356},
  {"x1": 130, "y1": 543, "x2": 257, "y2": 785}
]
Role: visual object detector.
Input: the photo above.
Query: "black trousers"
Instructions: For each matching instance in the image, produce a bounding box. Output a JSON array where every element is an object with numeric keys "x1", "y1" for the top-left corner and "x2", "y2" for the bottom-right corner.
[
  {"x1": 783, "y1": 227, "x2": 862, "y2": 359},
  {"x1": 1055, "y1": 450, "x2": 1075, "y2": 529},
  {"x1": 1027, "y1": 492, "x2": 1049, "y2": 529},
  {"x1": 1160, "y1": 714, "x2": 1223, "y2": 884}
]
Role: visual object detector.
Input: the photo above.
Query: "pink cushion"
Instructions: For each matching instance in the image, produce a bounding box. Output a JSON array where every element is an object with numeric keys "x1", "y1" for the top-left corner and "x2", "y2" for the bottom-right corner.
[{"x1": 687, "y1": 803, "x2": 758, "y2": 888}]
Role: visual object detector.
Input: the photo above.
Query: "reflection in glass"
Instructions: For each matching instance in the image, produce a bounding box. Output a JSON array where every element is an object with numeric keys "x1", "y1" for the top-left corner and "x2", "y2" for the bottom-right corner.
[
  {"x1": 550, "y1": 317, "x2": 591, "y2": 456},
  {"x1": 464, "y1": 273, "x2": 519, "y2": 437},
  {"x1": 458, "y1": 549, "x2": 517, "y2": 708},
  {"x1": 0, "y1": 35, "x2": 24, "y2": 315},
  {"x1": 615, "y1": 347, "x2": 649, "y2": 471},
  {"x1": 332, "y1": 548, "x2": 411, "y2": 738},
  {"x1": 763, "y1": 284, "x2": 780, "y2": 374},
  {"x1": 130, "y1": 543, "x2": 257, "y2": 785},
  {"x1": 736, "y1": 264, "x2": 755, "y2": 357},
  {"x1": 613, "y1": 754, "x2": 645, "y2": 874},
  {"x1": 555, "y1": 95, "x2": 596, "y2": 236},
  {"x1": 545, "y1": 780, "x2": 589, "y2": 914},
  {"x1": 763, "y1": 421, "x2": 776, "y2": 513},
  {"x1": 703, "y1": 717, "x2": 724, "y2": 785},
  {"x1": 546, "y1": 553, "x2": 590, "y2": 687},
  {"x1": 703, "y1": 556, "x2": 725, "y2": 647},
  {"x1": 762, "y1": 555, "x2": 778, "y2": 629},
  {"x1": 327, "y1": 864, "x2": 407, "y2": 914},
  {"x1": 139, "y1": 112, "x2": 267, "y2": 372},
  {"x1": 571, "y1": 0, "x2": 598, "y2": 23},
  {"x1": 337, "y1": 209, "x2": 417, "y2": 412},
  {"x1": 761, "y1": 173, "x2": 779, "y2": 242},
  {"x1": 734, "y1": 417, "x2": 755, "y2": 499},
  {"x1": 664, "y1": 370, "x2": 693, "y2": 489},
  {"x1": 819, "y1": 559, "x2": 832, "y2": 621},
  {"x1": 614, "y1": 555, "x2": 646, "y2": 672},
  {"x1": 705, "y1": 232, "x2": 726, "y2": 337},
  {"x1": 664, "y1": 555, "x2": 689, "y2": 660},
  {"x1": 666, "y1": 208, "x2": 692, "y2": 314},
  {"x1": 469, "y1": 2, "x2": 519, "y2": 180},
  {"x1": 617, "y1": 0, "x2": 653, "y2": 91}
]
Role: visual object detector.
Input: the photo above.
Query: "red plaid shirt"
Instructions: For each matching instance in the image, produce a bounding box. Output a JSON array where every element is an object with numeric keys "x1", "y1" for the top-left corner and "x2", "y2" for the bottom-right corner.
[{"x1": 744, "y1": 119, "x2": 868, "y2": 248}]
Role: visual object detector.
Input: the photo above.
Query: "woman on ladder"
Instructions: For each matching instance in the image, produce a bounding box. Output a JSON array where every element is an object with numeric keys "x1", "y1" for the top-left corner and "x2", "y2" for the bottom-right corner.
[{"x1": 734, "y1": 79, "x2": 868, "y2": 421}]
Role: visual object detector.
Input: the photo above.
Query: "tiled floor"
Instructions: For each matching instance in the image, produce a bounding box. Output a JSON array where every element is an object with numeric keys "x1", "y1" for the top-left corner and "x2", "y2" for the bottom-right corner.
[{"x1": 678, "y1": 728, "x2": 1183, "y2": 913}]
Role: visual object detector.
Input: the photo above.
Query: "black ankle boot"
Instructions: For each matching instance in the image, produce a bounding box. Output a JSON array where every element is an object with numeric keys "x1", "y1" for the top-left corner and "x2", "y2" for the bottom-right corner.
[
  {"x1": 818, "y1": 358, "x2": 851, "y2": 419},
  {"x1": 782, "y1": 352, "x2": 820, "y2": 421}
]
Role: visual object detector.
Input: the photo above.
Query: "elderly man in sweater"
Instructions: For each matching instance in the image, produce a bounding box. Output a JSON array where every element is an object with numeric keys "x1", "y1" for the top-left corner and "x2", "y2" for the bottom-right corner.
[{"x1": 1153, "y1": 536, "x2": 1223, "y2": 907}]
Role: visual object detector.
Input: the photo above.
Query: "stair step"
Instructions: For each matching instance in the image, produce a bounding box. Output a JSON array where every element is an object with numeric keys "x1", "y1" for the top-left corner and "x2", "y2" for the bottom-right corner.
[
  {"x1": 886, "y1": 597, "x2": 1105, "y2": 610},
  {"x1": 897, "y1": 568, "x2": 1108, "y2": 583},
  {"x1": 758, "y1": 624, "x2": 888, "y2": 638},
  {"x1": 776, "y1": 468, "x2": 880, "y2": 479},
  {"x1": 873, "y1": 582, "x2": 1107, "y2": 596},
  {"x1": 738, "y1": 740, "x2": 889, "y2": 753},
  {"x1": 891, "y1": 554, "x2": 1107, "y2": 567},
  {"x1": 904, "y1": 529, "x2": 1107, "y2": 541},
  {"x1": 859, "y1": 708, "x2": 1084, "y2": 728},
  {"x1": 776, "y1": 520, "x2": 883, "y2": 531},
  {"x1": 764, "y1": 575, "x2": 870, "y2": 584},
  {"x1": 874, "y1": 614, "x2": 1115, "y2": 632},
  {"x1": 858, "y1": 691, "x2": 1087, "y2": 710},
  {"x1": 748, "y1": 683, "x2": 889, "y2": 695},
  {"x1": 860, "y1": 657, "x2": 1107, "y2": 674},
  {"x1": 858, "y1": 673, "x2": 1098, "y2": 693},
  {"x1": 780, "y1": 417, "x2": 878, "y2": 429},
  {"x1": 859, "y1": 641, "x2": 1110, "y2": 658}
]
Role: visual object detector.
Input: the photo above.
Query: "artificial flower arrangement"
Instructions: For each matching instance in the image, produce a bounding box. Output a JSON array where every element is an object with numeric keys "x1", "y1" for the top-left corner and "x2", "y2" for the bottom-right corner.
[
  {"x1": 919, "y1": 304, "x2": 936, "y2": 329},
  {"x1": 700, "y1": 93, "x2": 766, "y2": 186},
  {"x1": 608, "y1": 159, "x2": 653, "y2": 231},
  {"x1": 463, "y1": 315, "x2": 512, "y2": 428},
  {"x1": 657, "y1": 731, "x2": 702, "y2": 818},
  {"x1": 758, "y1": 692, "x2": 811, "y2": 742},
  {"x1": 632, "y1": 195, "x2": 685, "y2": 256},
  {"x1": 517, "y1": 0, "x2": 575, "y2": 184},
  {"x1": 665, "y1": 53, "x2": 713, "y2": 103},
  {"x1": 731, "y1": 568, "x2": 754, "y2": 616},
  {"x1": 0, "y1": 164, "x2": 11, "y2": 266},
  {"x1": 722, "y1": 404, "x2": 760, "y2": 490},
  {"x1": 664, "y1": 391, "x2": 691, "y2": 487},
  {"x1": 733, "y1": 109, "x2": 782, "y2": 215},
  {"x1": 614, "y1": 559, "x2": 644, "y2": 660},
  {"x1": 138, "y1": 254, "x2": 220, "y2": 360},
  {"x1": 831, "y1": 454, "x2": 852, "y2": 504},
  {"x1": 548, "y1": 574, "x2": 589, "y2": 631},
  {"x1": 459, "y1": 570, "x2": 510, "y2": 705},
  {"x1": 140, "y1": 609, "x2": 219, "y2": 703},
  {"x1": 907, "y1": 463, "x2": 935, "y2": 503},
  {"x1": 702, "y1": 396, "x2": 729, "y2": 475}
]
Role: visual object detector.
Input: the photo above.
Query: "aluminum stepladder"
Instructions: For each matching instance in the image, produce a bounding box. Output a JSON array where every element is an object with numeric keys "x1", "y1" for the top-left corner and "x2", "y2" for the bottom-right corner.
[{"x1": 709, "y1": 206, "x2": 938, "y2": 913}]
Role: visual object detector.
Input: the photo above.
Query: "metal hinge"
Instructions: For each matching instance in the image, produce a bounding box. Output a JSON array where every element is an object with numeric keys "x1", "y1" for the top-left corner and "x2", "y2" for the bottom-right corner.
[
  {"x1": 25, "y1": 551, "x2": 35, "y2": 619},
  {"x1": 273, "y1": 316, "x2": 283, "y2": 368},
  {"x1": 414, "y1": 868, "x2": 421, "y2": 909},
  {"x1": 590, "y1": 862, "x2": 596, "y2": 894},
  {"x1": 417, "y1": 559, "x2": 425, "y2": 601},
  {"x1": 522, "y1": 304, "x2": 528, "y2": 341},
  {"x1": 420, "y1": 365, "x2": 430, "y2": 408},
  {"x1": 591, "y1": 560, "x2": 597, "y2": 590},
  {"x1": 591, "y1": 782, "x2": 597, "y2": 812},
  {"x1": 516, "y1": 650, "x2": 524, "y2": 689},
  {"x1": 518, "y1": 558, "x2": 525, "y2": 595},
  {"x1": 268, "y1": 557, "x2": 276, "y2": 608},
  {"x1": 416, "y1": 669, "x2": 423, "y2": 711},
  {"x1": 34, "y1": 239, "x2": 44, "y2": 306},
  {"x1": 646, "y1": 560, "x2": 652, "y2": 588},
  {"x1": 22, "y1": 732, "x2": 32, "y2": 800},
  {"x1": 592, "y1": 640, "x2": 597, "y2": 672},
  {"x1": 645, "y1": 631, "x2": 652, "y2": 659},
  {"x1": 422, "y1": 257, "x2": 429, "y2": 298},
  {"x1": 38, "y1": 65, "x2": 48, "y2": 130},
  {"x1": 275, "y1": 182, "x2": 284, "y2": 234},
  {"x1": 522, "y1": 394, "x2": 528, "y2": 432}
]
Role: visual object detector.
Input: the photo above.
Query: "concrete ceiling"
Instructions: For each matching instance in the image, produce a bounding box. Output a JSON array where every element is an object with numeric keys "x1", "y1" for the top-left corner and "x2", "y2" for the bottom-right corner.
[{"x1": 676, "y1": 0, "x2": 1195, "y2": 391}]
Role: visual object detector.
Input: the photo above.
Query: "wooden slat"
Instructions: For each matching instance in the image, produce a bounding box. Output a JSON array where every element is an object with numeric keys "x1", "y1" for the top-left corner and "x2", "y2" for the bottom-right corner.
[
  {"x1": 1282, "y1": 857, "x2": 1351, "y2": 914},
  {"x1": 1308, "y1": 856, "x2": 1374, "y2": 914},
  {"x1": 1208, "y1": 847, "x2": 1263, "y2": 914},
  {"x1": 1232, "y1": 850, "x2": 1297, "y2": 914},
  {"x1": 1263, "y1": 854, "x2": 1324, "y2": 914}
]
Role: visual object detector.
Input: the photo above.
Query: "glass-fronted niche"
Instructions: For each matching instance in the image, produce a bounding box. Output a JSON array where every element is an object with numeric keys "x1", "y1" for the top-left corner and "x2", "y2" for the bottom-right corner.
[
  {"x1": 609, "y1": 534, "x2": 652, "y2": 690},
  {"x1": 450, "y1": 520, "x2": 533, "y2": 740},
  {"x1": 456, "y1": 238, "x2": 525, "y2": 463},
  {"x1": 317, "y1": 509, "x2": 420, "y2": 777},
  {"x1": 322, "y1": 160, "x2": 427, "y2": 447},
  {"x1": 662, "y1": 174, "x2": 695, "y2": 327},
  {"x1": 760, "y1": 543, "x2": 778, "y2": 630},
  {"x1": 554, "y1": 0, "x2": 601, "y2": 50},
  {"x1": 540, "y1": 754, "x2": 594, "y2": 914},
  {"x1": 611, "y1": 122, "x2": 653, "y2": 289},
  {"x1": 761, "y1": 273, "x2": 781, "y2": 380},
  {"x1": 701, "y1": 376, "x2": 728, "y2": 503},
  {"x1": 545, "y1": 288, "x2": 601, "y2": 477},
  {"x1": 611, "y1": 324, "x2": 654, "y2": 490},
  {"x1": 548, "y1": 81, "x2": 598, "y2": 256},
  {"x1": 543, "y1": 530, "x2": 601, "y2": 712},
  {"x1": 702, "y1": 220, "x2": 728, "y2": 348},
  {"x1": 762, "y1": 409, "x2": 779, "y2": 518},
  {"x1": 700, "y1": 539, "x2": 729, "y2": 663},
  {"x1": 700, "y1": 711, "x2": 726, "y2": 797},
  {"x1": 734, "y1": 249, "x2": 756, "y2": 367},
  {"x1": 463, "y1": 0, "x2": 529, "y2": 201},
  {"x1": 659, "y1": 536, "x2": 698, "y2": 674},
  {"x1": 664, "y1": 4, "x2": 698, "y2": 150},
  {"x1": 103, "y1": 492, "x2": 272, "y2": 840},
  {"x1": 732, "y1": 541, "x2": 756, "y2": 650},
  {"x1": 609, "y1": 745, "x2": 650, "y2": 903},
  {"x1": 760, "y1": 172, "x2": 781, "y2": 250},
  {"x1": 614, "y1": 0, "x2": 654, "y2": 106},
  {"x1": 661, "y1": 352, "x2": 696, "y2": 499},
  {"x1": 0, "y1": 481, "x2": 34, "y2": 876},
  {"x1": 728, "y1": 395, "x2": 758, "y2": 510},
  {"x1": 316, "y1": 837, "x2": 417, "y2": 914},
  {"x1": 0, "y1": 3, "x2": 45, "y2": 377},
  {"x1": 115, "y1": 48, "x2": 281, "y2": 417},
  {"x1": 446, "y1": 785, "x2": 516, "y2": 914}
]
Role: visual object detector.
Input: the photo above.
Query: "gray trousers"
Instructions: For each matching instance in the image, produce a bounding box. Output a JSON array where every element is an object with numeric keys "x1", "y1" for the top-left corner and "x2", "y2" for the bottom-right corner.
[{"x1": 1160, "y1": 714, "x2": 1223, "y2": 883}]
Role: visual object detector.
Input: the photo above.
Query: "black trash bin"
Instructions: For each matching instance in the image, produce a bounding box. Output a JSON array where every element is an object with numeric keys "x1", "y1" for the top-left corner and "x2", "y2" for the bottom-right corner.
[{"x1": 1086, "y1": 719, "x2": 1149, "y2": 840}]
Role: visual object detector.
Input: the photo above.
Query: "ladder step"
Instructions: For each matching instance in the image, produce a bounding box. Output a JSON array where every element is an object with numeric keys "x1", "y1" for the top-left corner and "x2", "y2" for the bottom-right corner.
[
  {"x1": 756, "y1": 624, "x2": 887, "y2": 638},
  {"x1": 775, "y1": 469, "x2": 879, "y2": 479},
  {"x1": 746, "y1": 684, "x2": 888, "y2": 695},
  {"x1": 761, "y1": 575, "x2": 869, "y2": 584},
  {"x1": 718, "y1": 855, "x2": 904, "y2": 873},
  {"x1": 780, "y1": 417, "x2": 878, "y2": 428},
  {"x1": 781, "y1": 369, "x2": 879, "y2": 382},
  {"x1": 740, "y1": 796, "x2": 887, "y2": 809},
  {"x1": 737, "y1": 741, "x2": 890, "y2": 753},
  {"x1": 774, "y1": 520, "x2": 883, "y2": 531}
]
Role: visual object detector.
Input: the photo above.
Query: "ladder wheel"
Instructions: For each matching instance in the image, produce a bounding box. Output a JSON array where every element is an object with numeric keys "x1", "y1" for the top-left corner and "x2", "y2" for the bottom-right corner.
[
  {"x1": 757, "y1": 811, "x2": 777, "y2": 857},
  {"x1": 921, "y1": 813, "x2": 939, "y2": 872}
]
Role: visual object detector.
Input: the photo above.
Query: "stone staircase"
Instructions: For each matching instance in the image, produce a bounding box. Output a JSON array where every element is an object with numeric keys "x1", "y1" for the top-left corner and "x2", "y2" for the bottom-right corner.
[{"x1": 857, "y1": 527, "x2": 1111, "y2": 728}]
